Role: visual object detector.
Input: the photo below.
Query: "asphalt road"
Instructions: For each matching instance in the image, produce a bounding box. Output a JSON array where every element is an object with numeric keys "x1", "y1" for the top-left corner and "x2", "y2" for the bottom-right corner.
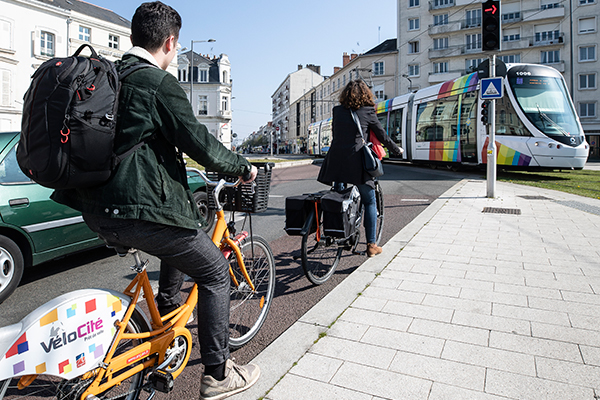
[{"x1": 0, "y1": 162, "x2": 473, "y2": 399}]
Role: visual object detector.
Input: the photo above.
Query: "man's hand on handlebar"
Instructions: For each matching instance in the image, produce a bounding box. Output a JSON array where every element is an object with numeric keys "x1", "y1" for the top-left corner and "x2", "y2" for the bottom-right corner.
[{"x1": 240, "y1": 165, "x2": 258, "y2": 184}]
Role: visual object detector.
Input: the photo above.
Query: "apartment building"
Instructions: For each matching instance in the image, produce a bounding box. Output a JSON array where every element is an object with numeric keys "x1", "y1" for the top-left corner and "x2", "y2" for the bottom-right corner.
[
  {"x1": 178, "y1": 51, "x2": 233, "y2": 149},
  {"x1": 288, "y1": 39, "x2": 398, "y2": 153},
  {"x1": 272, "y1": 65, "x2": 323, "y2": 153},
  {"x1": 397, "y1": 0, "x2": 600, "y2": 158}
]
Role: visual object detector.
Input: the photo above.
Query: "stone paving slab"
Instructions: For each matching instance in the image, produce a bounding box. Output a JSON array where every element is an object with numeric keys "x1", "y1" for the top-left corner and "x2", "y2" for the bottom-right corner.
[{"x1": 234, "y1": 178, "x2": 600, "y2": 400}]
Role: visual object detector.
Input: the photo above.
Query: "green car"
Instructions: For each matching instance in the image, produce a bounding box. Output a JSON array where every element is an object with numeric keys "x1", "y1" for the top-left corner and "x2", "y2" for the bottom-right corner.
[{"x1": 0, "y1": 132, "x2": 213, "y2": 304}]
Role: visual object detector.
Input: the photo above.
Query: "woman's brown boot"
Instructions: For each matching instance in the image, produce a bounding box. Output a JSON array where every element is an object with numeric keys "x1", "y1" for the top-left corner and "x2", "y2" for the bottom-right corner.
[{"x1": 367, "y1": 243, "x2": 383, "y2": 257}]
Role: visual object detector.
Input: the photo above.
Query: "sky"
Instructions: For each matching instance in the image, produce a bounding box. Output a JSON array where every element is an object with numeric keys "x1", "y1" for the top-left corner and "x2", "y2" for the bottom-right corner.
[{"x1": 93, "y1": 0, "x2": 397, "y2": 141}]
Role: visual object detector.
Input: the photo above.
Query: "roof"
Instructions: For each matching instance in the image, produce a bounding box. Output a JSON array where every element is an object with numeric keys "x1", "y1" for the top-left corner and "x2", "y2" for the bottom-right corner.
[
  {"x1": 364, "y1": 39, "x2": 397, "y2": 55},
  {"x1": 35, "y1": 0, "x2": 130, "y2": 28}
]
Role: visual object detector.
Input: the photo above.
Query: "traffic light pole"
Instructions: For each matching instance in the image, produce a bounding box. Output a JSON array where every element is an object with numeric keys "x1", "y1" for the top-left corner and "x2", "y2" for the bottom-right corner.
[{"x1": 486, "y1": 54, "x2": 497, "y2": 198}]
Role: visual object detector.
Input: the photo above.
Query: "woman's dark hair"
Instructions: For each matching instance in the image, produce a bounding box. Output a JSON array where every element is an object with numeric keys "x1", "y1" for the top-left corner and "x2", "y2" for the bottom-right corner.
[
  {"x1": 339, "y1": 80, "x2": 376, "y2": 110},
  {"x1": 131, "y1": 1, "x2": 181, "y2": 52}
]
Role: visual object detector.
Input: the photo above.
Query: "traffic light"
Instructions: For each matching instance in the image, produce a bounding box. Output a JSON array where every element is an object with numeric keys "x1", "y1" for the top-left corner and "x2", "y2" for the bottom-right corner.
[
  {"x1": 481, "y1": 0, "x2": 500, "y2": 51},
  {"x1": 481, "y1": 100, "x2": 491, "y2": 124}
]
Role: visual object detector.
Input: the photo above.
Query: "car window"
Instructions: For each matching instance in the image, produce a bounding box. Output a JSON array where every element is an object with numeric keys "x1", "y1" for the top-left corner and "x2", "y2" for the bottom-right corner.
[{"x1": 0, "y1": 145, "x2": 33, "y2": 184}]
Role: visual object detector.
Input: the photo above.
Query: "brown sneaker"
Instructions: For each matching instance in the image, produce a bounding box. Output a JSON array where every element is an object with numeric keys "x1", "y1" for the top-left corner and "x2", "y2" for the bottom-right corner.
[
  {"x1": 200, "y1": 359, "x2": 260, "y2": 400},
  {"x1": 367, "y1": 243, "x2": 383, "y2": 257}
]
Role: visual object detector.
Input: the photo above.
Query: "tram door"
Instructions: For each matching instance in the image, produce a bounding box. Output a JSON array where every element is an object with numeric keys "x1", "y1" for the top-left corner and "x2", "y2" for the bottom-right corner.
[
  {"x1": 378, "y1": 109, "x2": 404, "y2": 158},
  {"x1": 459, "y1": 92, "x2": 478, "y2": 162}
]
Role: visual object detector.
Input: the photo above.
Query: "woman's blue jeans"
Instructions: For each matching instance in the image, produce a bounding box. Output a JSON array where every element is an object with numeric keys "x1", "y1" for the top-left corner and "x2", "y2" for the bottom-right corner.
[
  {"x1": 356, "y1": 184, "x2": 378, "y2": 244},
  {"x1": 83, "y1": 213, "x2": 230, "y2": 367}
]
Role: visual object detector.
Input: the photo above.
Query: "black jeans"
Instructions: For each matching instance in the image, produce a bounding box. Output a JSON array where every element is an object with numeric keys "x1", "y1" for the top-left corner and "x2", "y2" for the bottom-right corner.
[{"x1": 83, "y1": 213, "x2": 230, "y2": 366}]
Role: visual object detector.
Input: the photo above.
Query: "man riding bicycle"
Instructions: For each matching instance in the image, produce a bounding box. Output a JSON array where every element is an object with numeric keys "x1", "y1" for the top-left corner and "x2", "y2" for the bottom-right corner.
[{"x1": 52, "y1": 2, "x2": 259, "y2": 399}]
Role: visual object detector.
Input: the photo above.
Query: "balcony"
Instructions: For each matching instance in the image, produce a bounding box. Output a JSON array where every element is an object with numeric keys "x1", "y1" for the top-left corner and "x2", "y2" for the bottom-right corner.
[
  {"x1": 429, "y1": 45, "x2": 462, "y2": 59},
  {"x1": 530, "y1": 32, "x2": 565, "y2": 47},
  {"x1": 523, "y1": 5, "x2": 565, "y2": 21},
  {"x1": 540, "y1": 61, "x2": 565, "y2": 72},
  {"x1": 501, "y1": 39, "x2": 530, "y2": 51},
  {"x1": 428, "y1": 70, "x2": 462, "y2": 84},
  {"x1": 429, "y1": 0, "x2": 454, "y2": 10},
  {"x1": 428, "y1": 21, "x2": 462, "y2": 35}
]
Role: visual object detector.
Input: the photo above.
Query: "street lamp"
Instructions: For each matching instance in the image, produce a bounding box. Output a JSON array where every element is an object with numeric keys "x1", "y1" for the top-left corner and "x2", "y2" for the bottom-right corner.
[{"x1": 189, "y1": 39, "x2": 216, "y2": 110}]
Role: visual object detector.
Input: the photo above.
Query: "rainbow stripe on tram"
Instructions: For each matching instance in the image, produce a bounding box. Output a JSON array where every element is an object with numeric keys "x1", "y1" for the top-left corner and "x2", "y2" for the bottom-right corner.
[{"x1": 437, "y1": 72, "x2": 479, "y2": 99}]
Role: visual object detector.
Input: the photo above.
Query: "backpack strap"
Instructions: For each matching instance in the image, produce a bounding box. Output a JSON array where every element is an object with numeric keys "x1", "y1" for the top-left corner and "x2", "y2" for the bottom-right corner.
[{"x1": 111, "y1": 63, "x2": 159, "y2": 168}]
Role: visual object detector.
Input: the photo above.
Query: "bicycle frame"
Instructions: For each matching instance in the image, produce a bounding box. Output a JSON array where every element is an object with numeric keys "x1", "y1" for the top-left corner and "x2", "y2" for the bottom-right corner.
[{"x1": 1, "y1": 172, "x2": 258, "y2": 399}]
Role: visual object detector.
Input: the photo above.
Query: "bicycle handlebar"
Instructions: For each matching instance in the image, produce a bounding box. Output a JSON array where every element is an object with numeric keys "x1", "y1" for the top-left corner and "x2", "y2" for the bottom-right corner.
[{"x1": 186, "y1": 167, "x2": 241, "y2": 188}]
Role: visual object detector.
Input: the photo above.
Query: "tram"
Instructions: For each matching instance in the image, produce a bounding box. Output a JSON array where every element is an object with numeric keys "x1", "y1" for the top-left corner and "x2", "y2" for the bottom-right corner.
[
  {"x1": 312, "y1": 63, "x2": 589, "y2": 169},
  {"x1": 307, "y1": 118, "x2": 332, "y2": 156}
]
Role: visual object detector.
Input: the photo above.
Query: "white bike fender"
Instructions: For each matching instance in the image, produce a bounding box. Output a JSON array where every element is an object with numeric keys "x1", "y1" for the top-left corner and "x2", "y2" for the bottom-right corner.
[{"x1": 0, "y1": 289, "x2": 130, "y2": 381}]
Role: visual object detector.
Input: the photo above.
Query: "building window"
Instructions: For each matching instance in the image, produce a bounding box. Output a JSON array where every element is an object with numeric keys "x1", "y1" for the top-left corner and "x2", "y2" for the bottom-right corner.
[
  {"x1": 500, "y1": 54, "x2": 521, "y2": 63},
  {"x1": 373, "y1": 62, "x2": 384, "y2": 76},
  {"x1": 408, "y1": 41, "x2": 420, "y2": 54},
  {"x1": 466, "y1": 34, "x2": 481, "y2": 50},
  {"x1": 466, "y1": 58, "x2": 484, "y2": 71},
  {"x1": 409, "y1": 18, "x2": 420, "y2": 30},
  {"x1": 433, "y1": 37, "x2": 448, "y2": 50},
  {"x1": 502, "y1": 12, "x2": 521, "y2": 22},
  {"x1": 541, "y1": 2, "x2": 560, "y2": 9},
  {"x1": 109, "y1": 34, "x2": 119, "y2": 49},
  {"x1": 580, "y1": 45, "x2": 596, "y2": 61},
  {"x1": 433, "y1": 62, "x2": 448, "y2": 73},
  {"x1": 433, "y1": 0, "x2": 453, "y2": 7},
  {"x1": 541, "y1": 50, "x2": 560, "y2": 63},
  {"x1": 222, "y1": 96, "x2": 228, "y2": 112},
  {"x1": 408, "y1": 64, "x2": 420, "y2": 76},
  {"x1": 199, "y1": 69, "x2": 208, "y2": 82},
  {"x1": 0, "y1": 20, "x2": 12, "y2": 50},
  {"x1": 503, "y1": 28, "x2": 521, "y2": 42},
  {"x1": 434, "y1": 14, "x2": 449, "y2": 26},
  {"x1": 579, "y1": 73, "x2": 596, "y2": 89},
  {"x1": 374, "y1": 90, "x2": 385, "y2": 102},
  {"x1": 579, "y1": 17, "x2": 596, "y2": 34},
  {"x1": 465, "y1": 9, "x2": 481, "y2": 27},
  {"x1": 40, "y1": 31, "x2": 54, "y2": 57},
  {"x1": 1, "y1": 69, "x2": 10, "y2": 107},
  {"x1": 409, "y1": 0, "x2": 420, "y2": 7},
  {"x1": 222, "y1": 70, "x2": 228, "y2": 83},
  {"x1": 580, "y1": 0, "x2": 595, "y2": 4},
  {"x1": 178, "y1": 68, "x2": 188, "y2": 82},
  {"x1": 198, "y1": 95, "x2": 208, "y2": 115},
  {"x1": 78, "y1": 26, "x2": 90, "y2": 42},
  {"x1": 535, "y1": 30, "x2": 560, "y2": 43},
  {"x1": 579, "y1": 102, "x2": 596, "y2": 117}
]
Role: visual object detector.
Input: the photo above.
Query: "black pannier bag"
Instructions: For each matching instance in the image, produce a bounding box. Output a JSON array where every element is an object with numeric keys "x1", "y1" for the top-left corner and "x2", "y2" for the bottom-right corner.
[
  {"x1": 321, "y1": 186, "x2": 361, "y2": 239},
  {"x1": 284, "y1": 193, "x2": 323, "y2": 236}
]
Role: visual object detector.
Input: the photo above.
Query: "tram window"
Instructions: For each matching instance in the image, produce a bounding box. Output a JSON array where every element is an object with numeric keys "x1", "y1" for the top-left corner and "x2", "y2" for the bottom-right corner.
[
  {"x1": 390, "y1": 109, "x2": 403, "y2": 146},
  {"x1": 495, "y1": 97, "x2": 529, "y2": 136}
]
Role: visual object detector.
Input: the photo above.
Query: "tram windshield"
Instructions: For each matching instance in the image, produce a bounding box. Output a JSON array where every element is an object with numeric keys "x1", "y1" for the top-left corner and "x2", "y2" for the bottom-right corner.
[{"x1": 509, "y1": 75, "x2": 583, "y2": 143}]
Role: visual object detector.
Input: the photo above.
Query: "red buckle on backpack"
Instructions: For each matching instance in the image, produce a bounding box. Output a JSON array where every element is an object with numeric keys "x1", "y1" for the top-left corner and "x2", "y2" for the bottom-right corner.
[
  {"x1": 87, "y1": 84, "x2": 95, "y2": 91},
  {"x1": 61, "y1": 127, "x2": 70, "y2": 144}
]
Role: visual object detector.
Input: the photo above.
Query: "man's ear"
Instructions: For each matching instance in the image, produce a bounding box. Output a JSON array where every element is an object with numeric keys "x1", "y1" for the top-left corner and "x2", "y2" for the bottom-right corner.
[{"x1": 165, "y1": 35, "x2": 176, "y2": 52}]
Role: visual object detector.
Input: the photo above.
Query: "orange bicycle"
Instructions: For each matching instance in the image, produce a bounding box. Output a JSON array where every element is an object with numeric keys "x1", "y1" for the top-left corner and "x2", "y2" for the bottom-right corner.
[{"x1": 0, "y1": 166, "x2": 276, "y2": 399}]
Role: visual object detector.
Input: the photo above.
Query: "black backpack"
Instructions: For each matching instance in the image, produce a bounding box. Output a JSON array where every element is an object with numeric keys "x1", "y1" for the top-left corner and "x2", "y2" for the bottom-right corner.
[{"x1": 17, "y1": 44, "x2": 153, "y2": 189}]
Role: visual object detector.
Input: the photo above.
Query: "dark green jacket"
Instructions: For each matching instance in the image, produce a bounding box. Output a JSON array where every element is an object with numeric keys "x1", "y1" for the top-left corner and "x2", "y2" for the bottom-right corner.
[{"x1": 52, "y1": 53, "x2": 251, "y2": 230}]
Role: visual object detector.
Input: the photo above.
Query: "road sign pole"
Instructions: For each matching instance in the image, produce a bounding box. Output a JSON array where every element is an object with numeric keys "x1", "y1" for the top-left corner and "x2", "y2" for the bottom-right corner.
[{"x1": 486, "y1": 54, "x2": 497, "y2": 198}]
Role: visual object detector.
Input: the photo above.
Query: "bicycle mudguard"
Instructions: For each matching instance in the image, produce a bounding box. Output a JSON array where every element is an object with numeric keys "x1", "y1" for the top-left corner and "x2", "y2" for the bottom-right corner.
[{"x1": 0, "y1": 289, "x2": 131, "y2": 381}]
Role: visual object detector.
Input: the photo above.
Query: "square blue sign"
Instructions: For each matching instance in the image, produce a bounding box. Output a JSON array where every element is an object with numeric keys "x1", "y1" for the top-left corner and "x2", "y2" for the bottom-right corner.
[{"x1": 480, "y1": 77, "x2": 504, "y2": 99}]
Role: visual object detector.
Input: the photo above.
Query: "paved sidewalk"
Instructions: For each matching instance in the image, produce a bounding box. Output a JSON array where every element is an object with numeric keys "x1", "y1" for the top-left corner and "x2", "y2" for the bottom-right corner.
[{"x1": 236, "y1": 178, "x2": 600, "y2": 400}]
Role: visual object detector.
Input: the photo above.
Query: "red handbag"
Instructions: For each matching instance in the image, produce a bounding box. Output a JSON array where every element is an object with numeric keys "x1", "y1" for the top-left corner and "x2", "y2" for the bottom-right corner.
[{"x1": 369, "y1": 130, "x2": 386, "y2": 160}]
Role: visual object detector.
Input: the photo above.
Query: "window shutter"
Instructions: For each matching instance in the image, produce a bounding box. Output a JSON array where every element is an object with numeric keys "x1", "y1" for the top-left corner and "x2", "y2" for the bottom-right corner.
[
  {"x1": 0, "y1": 20, "x2": 11, "y2": 50},
  {"x1": 1, "y1": 70, "x2": 10, "y2": 106},
  {"x1": 579, "y1": 17, "x2": 595, "y2": 33},
  {"x1": 32, "y1": 30, "x2": 40, "y2": 56}
]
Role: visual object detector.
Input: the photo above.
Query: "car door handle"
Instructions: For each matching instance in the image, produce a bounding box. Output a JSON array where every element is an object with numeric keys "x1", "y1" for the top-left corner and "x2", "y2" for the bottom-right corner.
[{"x1": 9, "y1": 198, "x2": 29, "y2": 207}]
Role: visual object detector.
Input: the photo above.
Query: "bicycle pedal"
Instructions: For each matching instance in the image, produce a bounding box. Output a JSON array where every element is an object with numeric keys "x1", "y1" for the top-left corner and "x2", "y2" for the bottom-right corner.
[{"x1": 149, "y1": 369, "x2": 174, "y2": 393}]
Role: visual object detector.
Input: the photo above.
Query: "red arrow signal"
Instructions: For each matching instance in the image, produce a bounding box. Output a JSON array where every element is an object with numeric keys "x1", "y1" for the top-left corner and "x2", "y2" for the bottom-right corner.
[{"x1": 484, "y1": 4, "x2": 497, "y2": 13}]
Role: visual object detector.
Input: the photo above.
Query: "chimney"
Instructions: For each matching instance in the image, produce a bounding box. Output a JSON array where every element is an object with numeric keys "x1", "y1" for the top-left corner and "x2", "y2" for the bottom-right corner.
[
  {"x1": 306, "y1": 64, "x2": 321, "y2": 75},
  {"x1": 298, "y1": 64, "x2": 303, "y2": 70},
  {"x1": 350, "y1": 53, "x2": 358, "y2": 61},
  {"x1": 342, "y1": 52, "x2": 350, "y2": 67},
  {"x1": 333, "y1": 67, "x2": 341, "y2": 74}
]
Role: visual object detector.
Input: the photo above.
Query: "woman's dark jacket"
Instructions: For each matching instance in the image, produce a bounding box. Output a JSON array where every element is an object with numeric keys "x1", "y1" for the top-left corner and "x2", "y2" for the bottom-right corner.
[
  {"x1": 51, "y1": 52, "x2": 251, "y2": 231},
  {"x1": 317, "y1": 105, "x2": 402, "y2": 187}
]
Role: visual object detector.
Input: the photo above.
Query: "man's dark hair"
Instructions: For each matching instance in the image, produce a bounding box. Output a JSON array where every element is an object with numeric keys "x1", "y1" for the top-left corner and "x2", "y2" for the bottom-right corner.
[{"x1": 131, "y1": 1, "x2": 181, "y2": 52}]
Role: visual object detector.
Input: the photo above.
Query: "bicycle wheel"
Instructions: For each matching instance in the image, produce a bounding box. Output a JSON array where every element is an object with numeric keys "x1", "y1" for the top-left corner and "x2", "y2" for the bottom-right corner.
[
  {"x1": 301, "y1": 217, "x2": 343, "y2": 285},
  {"x1": 0, "y1": 309, "x2": 150, "y2": 400},
  {"x1": 228, "y1": 235, "x2": 276, "y2": 350},
  {"x1": 374, "y1": 181, "x2": 385, "y2": 245}
]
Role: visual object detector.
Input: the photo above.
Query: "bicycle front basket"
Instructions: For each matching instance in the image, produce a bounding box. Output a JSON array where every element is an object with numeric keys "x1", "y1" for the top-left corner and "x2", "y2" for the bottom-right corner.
[{"x1": 206, "y1": 162, "x2": 274, "y2": 213}]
